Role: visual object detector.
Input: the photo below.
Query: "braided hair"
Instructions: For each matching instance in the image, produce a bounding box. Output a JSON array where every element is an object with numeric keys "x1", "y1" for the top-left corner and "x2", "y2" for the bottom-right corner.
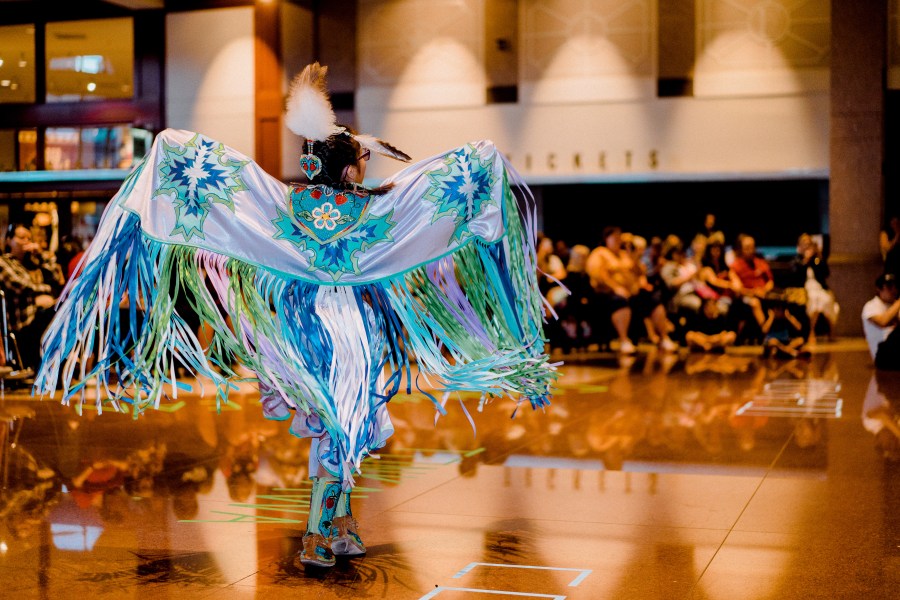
[{"x1": 306, "y1": 126, "x2": 393, "y2": 195}]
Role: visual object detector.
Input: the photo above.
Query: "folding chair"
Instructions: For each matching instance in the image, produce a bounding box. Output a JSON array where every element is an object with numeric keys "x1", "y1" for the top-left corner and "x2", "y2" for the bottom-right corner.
[{"x1": 0, "y1": 290, "x2": 35, "y2": 397}]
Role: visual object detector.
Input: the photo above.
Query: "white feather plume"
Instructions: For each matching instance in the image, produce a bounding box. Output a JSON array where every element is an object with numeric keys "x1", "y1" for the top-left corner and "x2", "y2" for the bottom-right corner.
[
  {"x1": 285, "y1": 63, "x2": 339, "y2": 141},
  {"x1": 353, "y1": 133, "x2": 412, "y2": 162}
]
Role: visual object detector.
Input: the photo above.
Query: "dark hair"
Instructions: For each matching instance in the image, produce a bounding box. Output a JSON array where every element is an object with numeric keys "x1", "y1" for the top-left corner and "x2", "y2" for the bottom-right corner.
[
  {"x1": 876, "y1": 272, "x2": 897, "y2": 288},
  {"x1": 3, "y1": 222, "x2": 30, "y2": 252},
  {"x1": 663, "y1": 242, "x2": 684, "y2": 261},
  {"x1": 601, "y1": 226, "x2": 621, "y2": 245},
  {"x1": 307, "y1": 125, "x2": 392, "y2": 195}
]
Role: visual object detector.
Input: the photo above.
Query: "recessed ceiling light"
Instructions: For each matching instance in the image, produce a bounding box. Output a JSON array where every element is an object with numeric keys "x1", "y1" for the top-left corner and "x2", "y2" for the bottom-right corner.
[{"x1": 87, "y1": 82, "x2": 96, "y2": 92}]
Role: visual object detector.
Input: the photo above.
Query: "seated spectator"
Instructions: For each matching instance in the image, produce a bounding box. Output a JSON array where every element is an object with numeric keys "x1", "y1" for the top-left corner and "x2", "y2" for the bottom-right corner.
[
  {"x1": 554, "y1": 239, "x2": 571, "y2": 270},
  {"x1": 536, "y1": 233, "x2": 566, "y2": 295},
  {"x1": 546, "y1": 244, "x2": 594, "y2": 353},
  {"x1": 684, "y1": 298, "x2": 737, "y2": 353},
  {"x1": 643, "y1": 235, "x2": 664, "y2": 284},
  {"x1": 697, "y1": 232, "x2": 734, "y2": 316},
  {"x1": 586, "y1": 226, "x2": 676, "y2": 353},
  {"x1": 862, "y1": 273, "x2": 900, "y2": 370},
  {"x1": 0, "y1": 223, "x2": 59, "y2": 370},
  {"x1": 729, "y1": 234, "x2": 773, "y2": 340},
  {"x1": 687, "y1": 233, "x2": 707, "y2": 261},
  {"x1": 881, "y1": 212, "x2": 900, "y2": 276},
  {"x1": 789, "y1": 233, "x2": 838, "y2": 344},
  {"x1": 762, "y1": 298, "x2": 806, "y2": 358},
  {"x1": 659, "y1": 239, "x2": 702, "y2": 315},
  {"x1": 623, "y1": 233, "x2": 666, "y2": 344},
  {"x1": 56, "y1": 235, "x2": 85, "y2": 283}
]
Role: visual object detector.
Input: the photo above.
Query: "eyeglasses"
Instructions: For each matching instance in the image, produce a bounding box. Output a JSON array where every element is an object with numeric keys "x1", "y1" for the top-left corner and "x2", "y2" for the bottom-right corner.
[{"x1": 357, "y1": 149, "x2": 371, "y2": 162}]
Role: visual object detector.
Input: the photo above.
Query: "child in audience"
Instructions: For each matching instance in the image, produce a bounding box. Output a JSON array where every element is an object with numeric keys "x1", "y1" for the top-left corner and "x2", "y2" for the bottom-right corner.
[{"x1": 762, "y1": 298, "x2": 807, "y2": 358}]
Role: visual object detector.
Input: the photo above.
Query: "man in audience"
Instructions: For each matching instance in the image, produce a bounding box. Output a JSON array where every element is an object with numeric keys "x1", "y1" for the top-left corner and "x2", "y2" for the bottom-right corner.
[
  {"x1": 0, "y1": 223, "x2": 58, "y2": 371},
  {"x1": 862, "y1": 273, "x2": 900, "y2": 370},
  {"x1": 729, "y1": 234, "x2": 772, "y2": 339}
]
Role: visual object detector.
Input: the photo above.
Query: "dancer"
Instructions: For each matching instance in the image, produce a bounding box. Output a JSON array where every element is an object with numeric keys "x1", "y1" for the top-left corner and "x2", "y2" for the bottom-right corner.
[{"x1": 35, "y1": 64, "x2": 558, "y2": 568}]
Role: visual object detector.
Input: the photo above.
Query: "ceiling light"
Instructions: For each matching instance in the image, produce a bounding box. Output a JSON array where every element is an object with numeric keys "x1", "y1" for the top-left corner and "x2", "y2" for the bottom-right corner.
[{"x1": 87, "y1": 82, "x2": 96, "y2": 92}]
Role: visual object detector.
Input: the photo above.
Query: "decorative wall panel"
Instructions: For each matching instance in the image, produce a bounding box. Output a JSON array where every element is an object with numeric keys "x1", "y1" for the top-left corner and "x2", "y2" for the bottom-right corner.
[
  {"x1": 357, "y1": 0, "x2": 486, "y2": 109},
  {"x1": 695, "y1": 0, "x2": 830, "y2": 97},
  {"x1": 520, "y1": 0, "x2": 655, "y2": 103}
]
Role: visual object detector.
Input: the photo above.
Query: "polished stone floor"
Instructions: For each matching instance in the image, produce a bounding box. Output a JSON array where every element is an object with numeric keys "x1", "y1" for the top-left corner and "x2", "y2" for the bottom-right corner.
[{"x1": 2, "y1": 340, "x2": 899, "y2": 599}]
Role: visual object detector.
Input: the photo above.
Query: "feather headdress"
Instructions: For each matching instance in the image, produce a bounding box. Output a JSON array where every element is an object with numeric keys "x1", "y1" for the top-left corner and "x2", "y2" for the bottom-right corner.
[
  {"x1": 285, "y1": 62, "x2": 340, "y2": 142},
  {"x1": 285, "y1": 62, "x2": 411, "y2": 163}
]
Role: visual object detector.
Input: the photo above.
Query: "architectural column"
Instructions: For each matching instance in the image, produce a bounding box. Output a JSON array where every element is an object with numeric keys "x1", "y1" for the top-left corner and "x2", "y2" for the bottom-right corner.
[
  {"x1": 255, "y1": 0, "x2": 282, "y2": 177},
  {"x1": 829, "y1": 0, "x2": 887, "y2": 335}
]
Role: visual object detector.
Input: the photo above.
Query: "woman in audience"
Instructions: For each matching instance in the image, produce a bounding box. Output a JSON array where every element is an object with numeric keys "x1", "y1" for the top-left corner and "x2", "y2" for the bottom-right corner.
[
  {"x1": 790, "y1": 233, "x2": 838, "y2": 344},
  {"x1": 587, "y1": 226, "x2": 676, "y2": 353},
  {"x1": 659, "y1": 239, "x2": 702, "y2": 315},
  {"x1": 536, "y1": 233, "x2": 567, "y2": 296},
  {"x1": 546, "y1": 244, "x2": 594, "y2": 353}
]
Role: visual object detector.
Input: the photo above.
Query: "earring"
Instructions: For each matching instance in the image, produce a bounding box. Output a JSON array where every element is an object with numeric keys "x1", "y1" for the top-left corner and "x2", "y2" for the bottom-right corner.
[{"x1": 300, "y1": 140, "x2": 323, "y2": 180}]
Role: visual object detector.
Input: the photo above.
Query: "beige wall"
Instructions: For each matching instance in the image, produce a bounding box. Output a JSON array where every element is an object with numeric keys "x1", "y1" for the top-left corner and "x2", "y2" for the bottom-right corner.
[
  {"x1": 165, "y1": 7, "x2": 255, "y2": 157},
  {"x1": 357, "y1": 0, "x2": 830, "y2": 184}
]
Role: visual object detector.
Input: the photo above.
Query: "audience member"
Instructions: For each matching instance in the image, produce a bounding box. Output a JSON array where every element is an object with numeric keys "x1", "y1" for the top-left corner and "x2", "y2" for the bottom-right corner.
[
  {"x1": 697, "y1": 232, "x2": 734, "y2": 313},
  {"x1": 0, "y1": 223, "x2": 59, "y2": 370},
  {"x1": 684, "y1": 298, "x2": 736, "y2": 352},
  {"x1": 881, "y1": 212, "x2": 900, "y2": 276},
  {"x1": 56, "y1": 235, "x2": 85, "y2": 283},
  {"x1": 729, "y1": 234, "x2": 773, "y2": 339},
  {"x1": 687, "y1": 233, "x2": 707, "y2": 262},
  {"x1": 696, "y1": 212, "x2": 722, "y2": 241},
  {"x1": 659, "y1": 239, "x2": 702, "y2": 315},
  {"x1": 536, "y1": 233, "x2": 566, "y2": 295},
  {"x1": 623, "y1": 233, "x2": 665, "y2": 344},
  {"x1": 789, "y1": 233, "x2": 838, "y2": 344},
  {"x1": 554, "y1": 239, "x2": 571, "y2": 270},
  {"x1": 762, "y1": 298, "x2": 806, "y2": 358},
  {"x1": 862, "y1": 273, "x2": 900, "y2": 369},
  {"x1": 586, "y1": 226, "x2": 676, "y2": 353},
  {"x1": 546, "y1": 244, "x2": 594, "y2": 352}
]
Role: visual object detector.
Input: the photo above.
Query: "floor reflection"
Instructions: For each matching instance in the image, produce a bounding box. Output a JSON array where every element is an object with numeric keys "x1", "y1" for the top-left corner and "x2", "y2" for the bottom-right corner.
[{"x1": 1, "y1": 342, "x2": 899, "y2": 598}]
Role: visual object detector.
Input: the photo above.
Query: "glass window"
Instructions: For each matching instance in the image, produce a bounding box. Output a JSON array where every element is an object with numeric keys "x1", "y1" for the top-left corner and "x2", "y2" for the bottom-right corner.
[
  {"x1": 46, "y1": 125, "x2": 137, "y2": 170},
  {"x1": 18, "y1": 129, "x2": 38, "y2": 170},
  {"x1": 45, "y1": 18, "x2": 134, "y2": 103},
  {"x1": 0, "y1": 24, "x2": 37, "y2": 103},
  {"x1": 0, "y1": 130, "x2": 15, "y2": 171}
]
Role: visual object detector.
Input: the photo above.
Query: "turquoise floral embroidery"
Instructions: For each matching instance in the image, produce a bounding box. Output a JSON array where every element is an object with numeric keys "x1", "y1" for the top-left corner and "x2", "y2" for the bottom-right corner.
[
  {"x1": 273, "y1": 186, "x2": 396, "y2": 281},
  {"x1": 156, "y1": 133, "x2": 248, "y2": 241},
  {"x1": 424, "y1": 144, "x2": 497, "y2": 242}
]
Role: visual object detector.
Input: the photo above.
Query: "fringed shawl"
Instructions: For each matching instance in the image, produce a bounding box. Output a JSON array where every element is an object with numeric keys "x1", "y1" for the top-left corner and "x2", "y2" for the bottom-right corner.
[{"x1": 35, "y1": 128, "x2": 558, "y2": 487}]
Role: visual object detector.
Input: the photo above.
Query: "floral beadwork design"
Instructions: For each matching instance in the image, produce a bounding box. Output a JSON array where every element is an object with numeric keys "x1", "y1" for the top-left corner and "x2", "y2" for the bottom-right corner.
[
  {"x1": 312, "y1": 202, "x2": 341, "y2": 231},
  {"x1": 273, "y1": 185, "x2": 396, "y2": 281}
]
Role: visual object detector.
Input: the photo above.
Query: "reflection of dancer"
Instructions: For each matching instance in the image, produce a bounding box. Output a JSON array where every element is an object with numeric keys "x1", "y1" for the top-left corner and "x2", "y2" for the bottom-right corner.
[{"x1": 36, "y1": 63, "x2": 557, "y2": 569}]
